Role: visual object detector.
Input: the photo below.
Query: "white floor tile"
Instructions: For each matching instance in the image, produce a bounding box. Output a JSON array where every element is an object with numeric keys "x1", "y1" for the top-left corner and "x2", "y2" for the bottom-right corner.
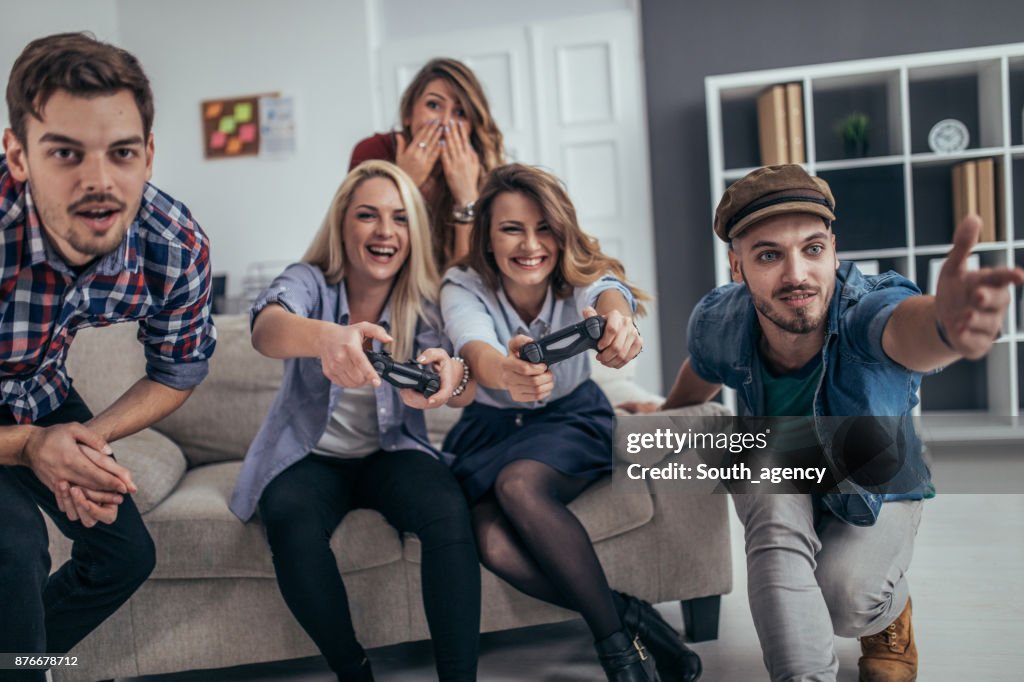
[{"x1": 123, "y1": 490, "x2": 1024, "y2": 681}]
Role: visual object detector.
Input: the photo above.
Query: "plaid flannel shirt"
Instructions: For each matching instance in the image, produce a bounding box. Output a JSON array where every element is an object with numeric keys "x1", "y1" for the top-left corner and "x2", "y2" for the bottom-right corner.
[{"x1": 0, "y1": 155, "x2": 216, "y2": 424}]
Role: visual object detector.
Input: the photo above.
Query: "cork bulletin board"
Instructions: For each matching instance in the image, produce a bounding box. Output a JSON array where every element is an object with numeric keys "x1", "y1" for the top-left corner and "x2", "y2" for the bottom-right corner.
[{"x1": 201, "y1": 93, "x2": 275, "y2": 159}]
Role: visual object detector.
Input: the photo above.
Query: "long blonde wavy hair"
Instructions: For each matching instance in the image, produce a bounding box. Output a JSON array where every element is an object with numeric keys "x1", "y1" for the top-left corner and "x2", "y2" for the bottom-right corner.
[
  {"x1": 304, "y1": 160, "x2": 440, "y2": 361},
  {"x1": 399, "y1": 57, "x2": 505, "y2": 270},
  {"x1": 464, "y1": 164, "x2": 649, "y2": 316}
]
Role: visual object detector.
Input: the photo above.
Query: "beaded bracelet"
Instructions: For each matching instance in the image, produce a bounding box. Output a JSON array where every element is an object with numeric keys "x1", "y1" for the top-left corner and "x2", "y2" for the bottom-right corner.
[{"x1": 450, "y1": 356, "x2": 470, "y2": 398}]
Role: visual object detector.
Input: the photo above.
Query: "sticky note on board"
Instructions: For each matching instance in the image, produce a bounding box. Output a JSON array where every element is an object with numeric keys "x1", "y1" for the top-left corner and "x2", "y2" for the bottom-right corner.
[
  {"x1": 209, "y1": 131, "x2": 227, "y2": 149},
  {"x1": 218, "y1": 116, "x2": 237, "y2": 134},
  {"x1": 234, "y1": 102, "x2": 253, "y2": 122},
  {"x1": 238, "y1": 123, "x2": 256, "y2": 143},
  {"x1": 225, "y1": 137, "x2": 242, "y2": 154},
  {"x1": 204, "y1": 102, "x2": 223, "y2": 119}
]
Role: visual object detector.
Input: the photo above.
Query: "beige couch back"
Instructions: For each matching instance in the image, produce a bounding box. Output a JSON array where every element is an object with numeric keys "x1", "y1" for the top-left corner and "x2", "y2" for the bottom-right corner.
[
  {"x1": 65, "y1": 313, "x2": 663, "y2": 468},
  {"x1": 66, "y1": 315, "x2": 281, "y2": 467}
]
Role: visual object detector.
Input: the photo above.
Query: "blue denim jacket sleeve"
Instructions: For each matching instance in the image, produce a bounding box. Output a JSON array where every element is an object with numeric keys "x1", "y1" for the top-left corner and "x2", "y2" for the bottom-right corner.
[
  {"x1": 839, "y1": 272, "x2": 921, "y2": 366},
  {"x1": 686, "y1": 286, "x2": 732, "y2": 385},
  {"x1": 249, "y1": 262, "x2": 324, "y2": 330}
]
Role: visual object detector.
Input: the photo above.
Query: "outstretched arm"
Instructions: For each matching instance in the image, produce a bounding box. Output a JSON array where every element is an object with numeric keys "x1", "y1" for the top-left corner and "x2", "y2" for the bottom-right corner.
[
  {"x1": 662, "y1": 357, "x2": 722, "y2": 410},
  {"x1": 883, "y1": 215, "x2": 1024, "y2": 373},
  {"x1": 252, "y1": 303, "x2": 391, "y2": 388},
  {"x1": 460, "y1": 338, "x2": 554, "y2": 403},
  {"x1": 589, "y1": 289, "x2": 643, "y2": 369}
]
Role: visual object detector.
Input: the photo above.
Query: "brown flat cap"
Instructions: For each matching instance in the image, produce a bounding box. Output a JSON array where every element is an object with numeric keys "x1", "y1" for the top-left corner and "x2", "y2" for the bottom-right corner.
[{"x1": 714, "y1": 164, "x2": 835, "y2": 241}]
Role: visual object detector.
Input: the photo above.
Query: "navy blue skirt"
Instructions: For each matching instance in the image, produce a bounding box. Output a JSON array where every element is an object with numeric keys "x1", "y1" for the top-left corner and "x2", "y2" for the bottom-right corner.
[{"x1": 444, "y1": 380, "x2": 614, "y2": 503}]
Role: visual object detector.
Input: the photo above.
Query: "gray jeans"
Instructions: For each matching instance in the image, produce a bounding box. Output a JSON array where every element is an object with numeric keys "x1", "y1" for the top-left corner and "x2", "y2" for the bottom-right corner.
[{"x1": 732, "y1": 494, "x2": 923, "y2": 682}]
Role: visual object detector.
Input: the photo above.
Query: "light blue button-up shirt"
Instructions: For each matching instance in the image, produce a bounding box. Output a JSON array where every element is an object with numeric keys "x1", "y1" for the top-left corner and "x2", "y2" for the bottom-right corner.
[
  {"x1": 229, "y1": 262, "x2": 450, "y2": 522},
  {"x1": 440, "y1": 265, "x2": 636, "y2": 409}
]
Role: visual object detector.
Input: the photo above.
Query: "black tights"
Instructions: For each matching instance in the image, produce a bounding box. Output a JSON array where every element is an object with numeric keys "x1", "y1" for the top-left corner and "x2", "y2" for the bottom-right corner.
[
  {"x1": 473, "y1": 459, "x2": 624, "y2": 641},
  {"x1": 259, "y1": 451, "x2": 480, "y2": 681}
]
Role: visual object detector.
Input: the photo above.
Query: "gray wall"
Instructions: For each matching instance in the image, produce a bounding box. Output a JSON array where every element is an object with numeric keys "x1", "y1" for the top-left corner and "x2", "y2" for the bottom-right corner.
[{"x1": 641, "y1": 0, "x2": 1024, "y2": 389}]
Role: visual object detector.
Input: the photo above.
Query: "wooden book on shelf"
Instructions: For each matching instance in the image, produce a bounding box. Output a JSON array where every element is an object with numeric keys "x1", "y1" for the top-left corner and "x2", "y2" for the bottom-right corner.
[
  {"x1": 995, "y1": 159, "x2": 1007, "y2": 241},
  {"x1": 757, "y1": 85, "x2": 789, "y2": 165},
  {"x1": 785, "y1": 82, "x2": 805, "y2": 164},
  {"x1": 951, "y1": 160, "x2": 978, "y2": 239},
  {"x1": 975, "y1": 157, "x2": 998, "y2": 242}
]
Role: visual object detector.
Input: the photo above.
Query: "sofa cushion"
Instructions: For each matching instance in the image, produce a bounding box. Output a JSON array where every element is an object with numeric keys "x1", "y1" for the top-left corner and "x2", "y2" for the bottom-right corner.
[
  {"x1": 153, "y1": 315, "x2": 282, "y2": 466},
  {"x1": 65, "y1": 322, "x2": 147, "y2": 414},
  {"x1": 65, "y1": 314, "x2": 279, "y2": 467},
  {"x1": 114, "y1": 428, "x2": 188, "y2": 514},
  {"x1": 404, "y1": 474, "x2": 654, "y2": 563},
  {"x1": 425, "y1": 404, "x2": 462, "y2": 449},
  {"x1": 144, "y1": 461, "x2": 403, "y2": 580},
  {"x1": 590, "y1": 354, "x2": 663, "y2": 407}
]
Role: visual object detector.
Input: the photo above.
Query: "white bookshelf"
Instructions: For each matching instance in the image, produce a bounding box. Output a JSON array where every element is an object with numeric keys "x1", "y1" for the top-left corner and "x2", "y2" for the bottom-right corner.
[{"x1": 705, "y1": 43, "x2": 1024, "y2": 439}]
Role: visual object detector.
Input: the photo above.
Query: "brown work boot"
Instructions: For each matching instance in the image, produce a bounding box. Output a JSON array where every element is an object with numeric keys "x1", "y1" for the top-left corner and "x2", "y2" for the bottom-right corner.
[{"x1": 858, "y1": 597, "x2": 917, "y2": 682}]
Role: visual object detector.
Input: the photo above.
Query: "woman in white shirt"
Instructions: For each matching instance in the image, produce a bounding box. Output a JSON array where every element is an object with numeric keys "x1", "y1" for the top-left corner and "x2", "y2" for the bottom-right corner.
[
  {"x1": 441, "y1": 164, "x2": 701, "y2": 682},
  {"x1": 231, "y1": 160, "x2": 479, "y2": 682}
]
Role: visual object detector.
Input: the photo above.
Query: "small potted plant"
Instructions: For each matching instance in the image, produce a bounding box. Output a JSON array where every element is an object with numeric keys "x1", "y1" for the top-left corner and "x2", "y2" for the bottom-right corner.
[{"x1": 836, "y1": 112, "x2": 870, "y2": 158}]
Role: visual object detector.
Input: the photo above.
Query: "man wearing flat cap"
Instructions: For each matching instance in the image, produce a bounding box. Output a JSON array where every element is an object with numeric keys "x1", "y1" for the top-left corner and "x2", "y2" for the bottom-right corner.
[{"x1": 635, "y1": 164, "x2": 1024, "y2": 681}]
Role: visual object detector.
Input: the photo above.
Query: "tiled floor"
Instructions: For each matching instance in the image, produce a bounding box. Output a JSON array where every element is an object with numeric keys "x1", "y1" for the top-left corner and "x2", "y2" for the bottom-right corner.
[{"x1": 127, "y1": 449, "x2": 1024, "y2": 681}]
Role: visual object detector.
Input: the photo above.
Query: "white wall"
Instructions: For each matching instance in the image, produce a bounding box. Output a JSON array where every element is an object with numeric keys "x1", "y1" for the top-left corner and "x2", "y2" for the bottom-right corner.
[
  {"x1": 376, "y1": 0, "x2": 631, "y2": 41},
  {"x1": 0, "y1": 0, "x2": 120, "y2": 130},
  {"x1": 113, "y1": 0, "x2": 375, "y2": 297},
  {"x1": 1, "y1": 0, "x2": 375, "y2": 298},
  {"x1": 1, "y1": 0, "x2": 652, "y2": 316}
]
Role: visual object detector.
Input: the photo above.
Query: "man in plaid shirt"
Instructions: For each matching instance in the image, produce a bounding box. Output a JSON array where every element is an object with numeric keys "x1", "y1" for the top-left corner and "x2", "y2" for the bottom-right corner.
[{"x1": 0, "y1": 33, "x2": 216, "y2": 669}]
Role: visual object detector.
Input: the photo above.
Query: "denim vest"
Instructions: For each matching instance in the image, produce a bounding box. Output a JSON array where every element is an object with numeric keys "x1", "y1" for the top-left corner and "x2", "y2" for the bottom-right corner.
[{"x1": 687, "y1": 262, "x2": 932, "y2": 526}]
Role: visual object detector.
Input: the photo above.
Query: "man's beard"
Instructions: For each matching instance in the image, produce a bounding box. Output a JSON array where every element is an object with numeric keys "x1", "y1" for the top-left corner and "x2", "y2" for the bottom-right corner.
[
  {"x1": 64, "y1": 224, "x2": 128, "y2": 257},
  {"x1": 38, "y1": 192, "x2": 131, "y2": 259},
  {"x1": 742, "y1": 269, "x2": 831, "y2": 335}
]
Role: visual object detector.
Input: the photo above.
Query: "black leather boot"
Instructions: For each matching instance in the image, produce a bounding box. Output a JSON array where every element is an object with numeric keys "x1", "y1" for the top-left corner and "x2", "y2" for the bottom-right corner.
[
  {"x1": 618, "y1": 592, "x2": 702, "y2": 682},
  {"x1": 595, "y1": 630, "x2": 660, "y2": 681},
  {"x1": 334, "y1": 656, "x2": 374, "y2": 682}
]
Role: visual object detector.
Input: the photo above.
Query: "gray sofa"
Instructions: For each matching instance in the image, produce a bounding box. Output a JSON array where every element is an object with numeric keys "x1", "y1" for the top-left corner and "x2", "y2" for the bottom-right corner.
[{"x1": 46, "y1": 315, "x2": 732, "y2": 681}]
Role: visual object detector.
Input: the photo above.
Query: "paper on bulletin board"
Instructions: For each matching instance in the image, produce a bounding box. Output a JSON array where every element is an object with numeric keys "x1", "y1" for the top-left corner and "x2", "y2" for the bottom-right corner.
[
  {"x1": 259, "y1": 95, "x2": 296, "y2": 159},
  {"x1": 201, "y1": 94, "x2": 265, "y2": 159}
]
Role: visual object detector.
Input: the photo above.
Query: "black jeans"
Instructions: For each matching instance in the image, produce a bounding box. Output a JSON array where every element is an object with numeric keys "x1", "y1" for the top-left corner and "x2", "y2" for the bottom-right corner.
[
  {"x1": 258, "y1": 450, "x2": 481, "y2": 681},
  {"x1": 0, "y1": 390, "x2": 156, "y2": 681}
]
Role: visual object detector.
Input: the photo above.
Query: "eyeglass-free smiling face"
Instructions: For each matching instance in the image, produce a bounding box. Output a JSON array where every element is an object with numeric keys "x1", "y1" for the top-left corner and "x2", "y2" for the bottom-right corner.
[
  {"x1": 342, "y1": 176, "x2": 411, "y2": 287},
  {"x1": 489, "y1": 190, "x2": 559, "y2": 305},
  {"x1": 729, "y1": 212, "x2": 839, "y2": 336}
]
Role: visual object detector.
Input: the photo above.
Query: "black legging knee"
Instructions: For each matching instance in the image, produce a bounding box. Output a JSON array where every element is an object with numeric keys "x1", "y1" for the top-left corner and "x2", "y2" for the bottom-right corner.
[
  {"x1": 259, "y1": 451, "x2": 480, "y2": 682},
  {"x1": 477, "y1": 459, "x2": 622, "y2": 641}
]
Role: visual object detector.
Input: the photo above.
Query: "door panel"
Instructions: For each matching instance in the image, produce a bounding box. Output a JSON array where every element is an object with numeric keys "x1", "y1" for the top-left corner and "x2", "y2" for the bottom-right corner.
[{"x1": 376, "y1": 9, "x2": 662, "y2": 391}]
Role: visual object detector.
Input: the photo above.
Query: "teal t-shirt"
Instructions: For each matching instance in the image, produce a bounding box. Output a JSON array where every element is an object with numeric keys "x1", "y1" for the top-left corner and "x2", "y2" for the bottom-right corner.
[
  {"x1": 759, "y1": 352, "x2": 822, "y2": 417},
  {"x1": 759, "y1": 351, "x2": 823, "y2": 453}
]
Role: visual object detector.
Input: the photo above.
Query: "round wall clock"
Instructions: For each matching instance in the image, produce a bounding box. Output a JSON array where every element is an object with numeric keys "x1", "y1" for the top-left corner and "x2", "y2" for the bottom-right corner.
[{"x1": 927, "y1": 118, "x2": 969, "y2": 153}]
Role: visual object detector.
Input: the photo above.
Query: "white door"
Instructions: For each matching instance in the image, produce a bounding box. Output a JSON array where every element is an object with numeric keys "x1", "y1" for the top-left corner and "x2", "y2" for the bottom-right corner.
[
  {"x1": 375, "y1": 26, "x2": 536, "y2": 164},
  {"x1": 375, "y1": 10, "x2": 662, "y2": 393}
]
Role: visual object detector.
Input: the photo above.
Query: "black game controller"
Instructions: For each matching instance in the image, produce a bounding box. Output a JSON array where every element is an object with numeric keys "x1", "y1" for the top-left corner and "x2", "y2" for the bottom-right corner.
[
  {"x1": 519, "y1": 316, "x2": 606, "y2": 366},
  {"x1": 366, "y1": 350, "x2": 441, "y2": 397}
]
